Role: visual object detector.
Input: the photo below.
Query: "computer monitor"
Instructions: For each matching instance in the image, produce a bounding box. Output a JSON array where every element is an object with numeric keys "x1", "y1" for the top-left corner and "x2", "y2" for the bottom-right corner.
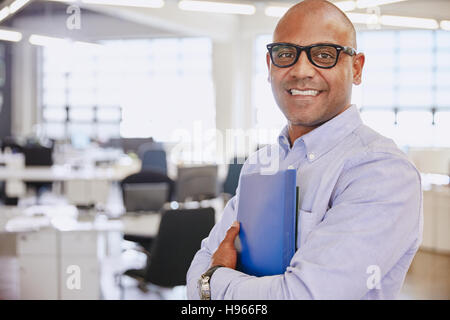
[
  {"x1": 176, "y1": 165, "x2": 218, "y2": 202},
  {"x1": 123, "y1": 182, "x2": 169, "y2": 212}
]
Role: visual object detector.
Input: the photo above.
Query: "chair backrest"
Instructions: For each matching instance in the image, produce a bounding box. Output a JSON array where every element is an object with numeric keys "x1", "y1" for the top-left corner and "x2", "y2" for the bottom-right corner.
[
  {"x1": 118, "y1": 137, "x2": 154, "y2": 154},
  {"x1": 223, "y1": 157, "x2": 245, "y2": 197},
  {"x1": 145, "y1": 207, "x2": 215, "y2": 287},
  {"x1": 137, "y1": 141, "x2": 164, "y2": 156},
  {"x1": 140, "y1": 149, "x2": 167, "y2": 174},
  {"x1": 1, "y1": 136, "x2": 23, "y2": 153},
  {"x1": 121, "y1": 170, "x2": 175, "y2": 211},
  {"x1": 176, "y1": 165, "x2": 218, "y2": 202},
  {"x1": 23, "y1": 145, "x2": 53, "y2": 167}
]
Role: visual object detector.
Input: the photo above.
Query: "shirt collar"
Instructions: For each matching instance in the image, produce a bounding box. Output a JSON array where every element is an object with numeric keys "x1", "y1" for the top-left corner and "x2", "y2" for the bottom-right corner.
[{"x1": 278, "y1": 104, "x2": 363, "y2": 161}]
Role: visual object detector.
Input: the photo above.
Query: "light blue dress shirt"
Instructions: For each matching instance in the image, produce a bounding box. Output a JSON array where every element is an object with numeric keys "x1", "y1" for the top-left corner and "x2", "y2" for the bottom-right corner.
[{"x1": 186, "y1": 104, "x2": 423, "y2": 300}]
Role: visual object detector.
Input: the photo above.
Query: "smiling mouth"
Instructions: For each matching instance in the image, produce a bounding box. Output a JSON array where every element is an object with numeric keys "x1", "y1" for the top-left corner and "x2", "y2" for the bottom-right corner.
[{"x1": 288, "y1": 89, "x2": 321, "y2": 97}]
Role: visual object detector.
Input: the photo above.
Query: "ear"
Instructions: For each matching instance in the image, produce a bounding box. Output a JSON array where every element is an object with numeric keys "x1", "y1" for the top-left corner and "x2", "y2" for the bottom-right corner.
[
  {"x1": 266, "y1": 52, "x2": 272, "y2": 82},
  {"x1": 352, "y1": 52, "x2": 365, "y2": 85}
]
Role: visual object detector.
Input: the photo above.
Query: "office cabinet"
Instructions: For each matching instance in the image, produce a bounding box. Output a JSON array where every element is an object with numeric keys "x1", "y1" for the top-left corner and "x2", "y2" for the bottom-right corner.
[
  {"x1": 435, "y1": 192, "x2": 450, "y2": 252},
  {"x1": 19, "y1": 255, "x2": 58, "y2": 300},
  {"x1": 17, "y1": 229, "x2": 58, "y2": 299},
  {"x1": 421, "y1": 188, "x2": 450, "y2": 254},
  {"x1": 60, "y1": 231, "x2": 98, "y2": 256},
  {"x1": 17, "y1": 229, "x2": 58, "y2": 255},
  {"x1": 60, "y1": 256, "x2": 100, "y2": 300},
  {"x1": 59, "y1": 231, "x2": 100, "y2": 300},
  {"x1": 65, "y1": 179, "x2": 110, "y2": 207},
  {"x1": 17, "y1": 228, "x2": 102, "y2": 299},
  {"x1": 421, "y1": 191, "x2": 435, "y2": 250}
]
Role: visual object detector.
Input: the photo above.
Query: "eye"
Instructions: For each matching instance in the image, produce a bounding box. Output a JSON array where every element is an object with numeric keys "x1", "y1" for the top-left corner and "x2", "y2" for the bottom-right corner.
[
  {"x1": 278, "y1": 52, "x2": 295, "y2": 59},
  {"x1": 311, "y1": 47, "x2": 337, "y2": 62},
  {"x1": 317, "y1": 52, "x2": 333, "y2": 59}
]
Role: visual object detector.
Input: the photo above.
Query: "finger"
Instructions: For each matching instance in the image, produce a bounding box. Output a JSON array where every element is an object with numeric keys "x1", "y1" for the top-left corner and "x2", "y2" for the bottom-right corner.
[
  {"x1": 234, "y1": 235, "x2": 242, "y2": 253},
  {"x1": 223, "y1": 221, "x2": 240, "y2": 243}
]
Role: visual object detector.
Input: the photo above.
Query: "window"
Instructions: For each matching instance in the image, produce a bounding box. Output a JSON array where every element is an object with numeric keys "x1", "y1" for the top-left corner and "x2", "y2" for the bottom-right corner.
[
  {"x1": 253, "y1": 30, "x2": 450, "y2": 148},
  {"x1": 40, "y1": 37, "x2": 215, "y2": 143}
]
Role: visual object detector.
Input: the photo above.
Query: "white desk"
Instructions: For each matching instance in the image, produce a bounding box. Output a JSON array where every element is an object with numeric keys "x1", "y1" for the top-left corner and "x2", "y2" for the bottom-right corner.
[
  {"x1": 121, "y1": 213, "x2": 161, "y2": 237},
  {"x1": 0, "y1": 205, "x2": 125, "y2": 300},
  {"x1": 0, "y1": 162, "x2": 140, "y2": 182},
  {"x1": 0, "y1": 154, "x2": 141, "y2": 206}
]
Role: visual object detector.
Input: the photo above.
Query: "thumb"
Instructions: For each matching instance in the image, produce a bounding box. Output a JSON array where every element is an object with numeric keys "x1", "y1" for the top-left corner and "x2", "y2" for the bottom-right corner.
[{"x1": 223, "y1": 221, "x2": 240, "y2": 243}]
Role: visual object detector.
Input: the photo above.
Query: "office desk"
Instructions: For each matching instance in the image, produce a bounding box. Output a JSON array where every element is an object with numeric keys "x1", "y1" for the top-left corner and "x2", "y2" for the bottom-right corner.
[
  {"x1": 0, "y1": 155, "x2": 141, "y2": 205},
  {"x1": 0, "y1": 163, "x2": 140, "y2": 182},
  {"x1": 121, "y1": 213, "x2": 161, "y2": 237},
  {"x1": 0, "y1": 204, "x2": 165, "y2": 300},
  {"x1": 0, "y1": 205, "x2": 123, "y2": 300}
]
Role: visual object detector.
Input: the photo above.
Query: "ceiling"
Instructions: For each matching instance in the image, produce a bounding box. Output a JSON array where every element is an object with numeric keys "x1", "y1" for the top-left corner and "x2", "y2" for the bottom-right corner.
[
  {"x1": 333, "y1": 0, "x2": 450, "y2": 21},
  {"x1": 2, "y1": 0, "x2": 450, "y2": 41},
  {"x1": 4, "y1": 0, "x2": 450, "y2": 22},
  {"x1": 21, "y1": 0, "x2": 450, "y2": 21}
]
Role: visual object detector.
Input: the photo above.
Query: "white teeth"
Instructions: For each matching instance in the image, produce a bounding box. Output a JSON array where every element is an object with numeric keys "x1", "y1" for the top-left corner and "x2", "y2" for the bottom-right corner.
[{"x1": 290, "y1": 89, "x2": 319, "y2": 96}]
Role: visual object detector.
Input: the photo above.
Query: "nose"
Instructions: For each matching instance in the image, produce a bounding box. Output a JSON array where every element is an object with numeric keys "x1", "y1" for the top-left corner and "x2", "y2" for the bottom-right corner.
[{"x1": 288, "y1": 50, "x2": 316, "y2": 80}]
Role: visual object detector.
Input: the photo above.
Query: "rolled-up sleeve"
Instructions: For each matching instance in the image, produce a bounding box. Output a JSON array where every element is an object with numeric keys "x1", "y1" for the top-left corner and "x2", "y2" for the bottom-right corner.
[{"x1": 202, "y1": 154, "x2": 422, "y2": 299}]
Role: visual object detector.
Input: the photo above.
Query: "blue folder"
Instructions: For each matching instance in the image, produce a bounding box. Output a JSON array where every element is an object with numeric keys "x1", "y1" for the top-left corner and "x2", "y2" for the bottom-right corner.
[{"x1": 236, "y1": 169, "x2": 297, "y2": 277}]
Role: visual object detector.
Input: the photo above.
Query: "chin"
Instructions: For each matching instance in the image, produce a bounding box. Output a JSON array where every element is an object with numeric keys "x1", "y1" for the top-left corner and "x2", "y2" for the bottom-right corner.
[
  {"x1": 289, "y1": 119, "x2": 323, "y2": 128},
  {"x1": 285, "y1": 110, "x2": 327, "y2": 128}
]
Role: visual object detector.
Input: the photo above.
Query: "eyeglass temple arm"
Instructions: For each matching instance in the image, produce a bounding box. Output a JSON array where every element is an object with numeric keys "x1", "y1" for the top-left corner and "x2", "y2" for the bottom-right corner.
[{"x1": 343, "y1": 46, "x2": 357, "y2": 56}]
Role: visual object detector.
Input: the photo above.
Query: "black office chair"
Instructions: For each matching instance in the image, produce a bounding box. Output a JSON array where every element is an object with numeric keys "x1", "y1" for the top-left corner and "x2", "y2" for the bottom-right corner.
[
  {"x1": 121, "y1": 137, "x2": 154, "y2": 154},
  {"x1": 121, "y1": 170, "x2": 174, "y2": 202},
  {"x1": 22, "y1": 141, "x2": 54, "y2": 203},
  {"x1": 118, "y1": 207, "x2": 215, "y2": 299},
  {"x1": 0, "y1": 136, "x2": 24, "y2": 153},
  {"x1": 121, "y1": 170, "x2": 175, "y2": 253}
]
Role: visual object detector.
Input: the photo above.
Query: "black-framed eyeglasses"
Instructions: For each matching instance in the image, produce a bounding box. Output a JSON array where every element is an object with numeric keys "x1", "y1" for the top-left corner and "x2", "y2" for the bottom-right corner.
[{"x1": 267, "y1": 42, "x2": 357, "y2": 69}]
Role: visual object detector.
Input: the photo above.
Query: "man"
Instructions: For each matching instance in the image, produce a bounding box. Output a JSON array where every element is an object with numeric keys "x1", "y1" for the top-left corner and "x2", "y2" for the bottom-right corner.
[{"x1": 186, "y1": 0, "x2": 422, "y2": 299}]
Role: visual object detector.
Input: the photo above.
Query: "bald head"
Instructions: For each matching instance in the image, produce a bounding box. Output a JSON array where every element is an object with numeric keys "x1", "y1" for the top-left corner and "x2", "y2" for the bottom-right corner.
[{"x1": 274, "y1": 0, "x2": 357, "y2": 49}]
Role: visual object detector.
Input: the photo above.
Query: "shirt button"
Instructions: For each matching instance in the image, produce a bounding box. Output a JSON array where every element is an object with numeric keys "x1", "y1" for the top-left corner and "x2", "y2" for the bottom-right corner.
[{"x1": 308, "y1": 153, "x2": 315, "y2": 161}]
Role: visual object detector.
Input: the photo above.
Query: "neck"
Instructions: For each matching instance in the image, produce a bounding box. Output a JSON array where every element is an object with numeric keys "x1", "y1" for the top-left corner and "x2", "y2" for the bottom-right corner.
[{"x1": 287, "y1": 123, "x2": 318, "y2": 148}]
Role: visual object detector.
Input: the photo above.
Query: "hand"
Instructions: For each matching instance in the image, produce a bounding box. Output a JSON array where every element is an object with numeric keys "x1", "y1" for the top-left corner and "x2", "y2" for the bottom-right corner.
[{"x1": 211, "y1": 221, "x2": 240, "y2": 269}]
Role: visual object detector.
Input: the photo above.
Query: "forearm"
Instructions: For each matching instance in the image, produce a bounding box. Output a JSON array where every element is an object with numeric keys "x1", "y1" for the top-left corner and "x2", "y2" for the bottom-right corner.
[
  {"x1": 186, "y1": 195, "x2": 239, "y2": 299},
  {"x1": 210, "y1": 267, "x2": 313, "y2": 300},
  {"x1": 186, "y1": 243, "x2": 214, "y2": 299}
]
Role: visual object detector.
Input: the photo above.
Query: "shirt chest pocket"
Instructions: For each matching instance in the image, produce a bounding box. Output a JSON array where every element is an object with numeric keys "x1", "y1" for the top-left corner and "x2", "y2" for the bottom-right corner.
[{"x1": 296, "y1": 209, "x2": 318, "y2": 250}]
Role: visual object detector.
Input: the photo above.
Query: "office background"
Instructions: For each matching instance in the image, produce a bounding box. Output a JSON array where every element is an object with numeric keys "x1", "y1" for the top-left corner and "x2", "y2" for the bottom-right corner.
[{"x1": 0, "y1": 0, "x2": 449, "y2": 300}]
